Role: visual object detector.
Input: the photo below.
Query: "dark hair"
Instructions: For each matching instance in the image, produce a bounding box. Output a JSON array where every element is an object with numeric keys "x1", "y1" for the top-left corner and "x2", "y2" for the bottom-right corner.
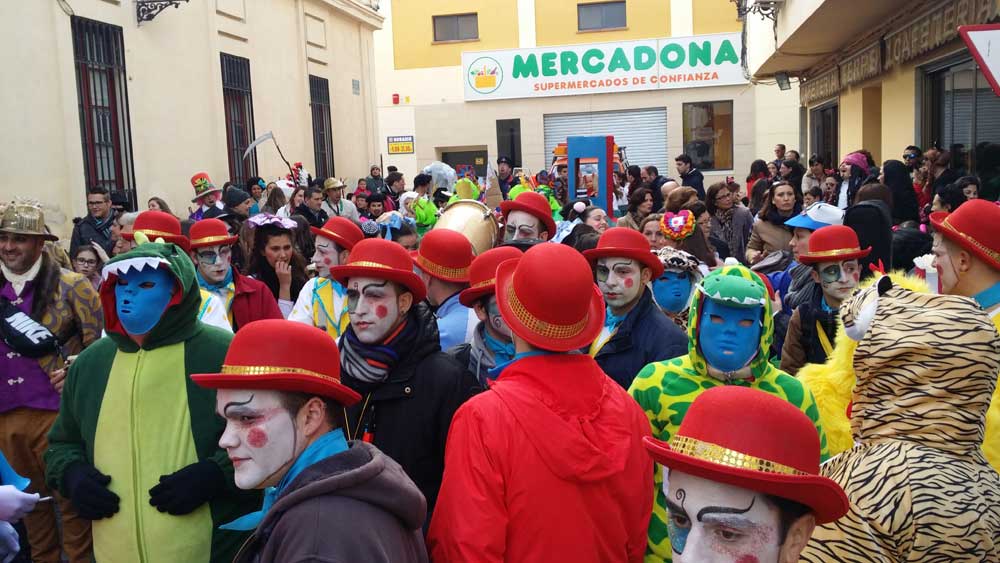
[
  {"x1": 245, "y1": 176, "x2": 264, "y2": 191},
  {"x1": 561, "y1": 199, "x2": 592, "y2": 220},
  {"x1": 387, "y1": 166, "x2": 398, "y2": 173},
  {"x1": 147, "y1": 197, "x2": 173, "y2": 215},
  {"x1": 385, "y1": 171, "x2": 404, "y2": 186},
  {"x1": 88, "y1": 186, "x2": 110, "y2": 199},
  {"x1": 413, "y1": 173, "x2": 432, "y2": 188},
  {"x1": 776, "y1": 143, "x2": 786, "y2": 151},
  {"x1": 71, "y1": 244, "x2": 100, "y2": 263},
  {"x1": 556, "y1": 164, "x2": 568, "y2": 172},
  {"x1": 247, "y1": 224, "x2": 308, "y2": 302},
  {"x1": 561, "y1": 223, "x2": 599, "y2": 252},
  {"x1": 936, "y1": 182, "x2": 967, "y2": 212},
  {"x1": 304, "y1": 186, "x2": 323, "y2": 200},
  {"x1": 786, "y1": 149, "x2": 800, "y2": 161},
  {"x1": 639, "y1": 213, "x2": 663, "y2": 235},
  {"x1": 854, "y1": 183, "x2": 893, "y2": 208},
  {"x1": 627, "y1": 188, "x2": 653, "y2": 215},
  {"x1": 749, "y1": 178, "x2": 771, "y2": 215},
  {"x1": 645, "y1": 165, "x2": 661, "y2": 176},
  {"x1": 758, "y1": 181, "x2": 802, "y2": 220},
  {"x1": 665, "y1": 187, "x2": 698, "y2": 213},
  {"x1": 263, "y1": 187, "x2": 287, "y2": 214},
  {"x1": 955, "y1": 175, "x2": 980, "y2": 190},
  {"x1": 748, "y1": 159, "x2": 769, "y2": 182},
  {"x1": 674, "y1": 154, "x2": 692, "y2": 166},
  {"x1": 765, "y1": 494, "x2": 812, "y2": 544},
  {"x1": 390, "y1": 220, "x2": 416, "y2": 242},
  {"x1": 287, "y1": 187, "x2": 305, "y2": 209},
  {"x1": 905, "y1": 145, "x2": 922, "y2": 154},
  {"x1": 705, "y1": 182, "x2": 729, "y2": 214},
  {"x1": 684, "y1": 200, "x2": 707, "y2": 219},
  {"x1": 278, "y1": 391, "x2": 343, "y2": 428},
  {"x1": 805, "y1": 185, "x2": 823, "y2": 199},
  {"x1": 367, "y1": 192, "x2": 385, "y2": 204},
  {"x1": 627, "y1": 165, "x2": 643, "y2": 186},
  {"x1": 808, "y1": 154, "x2": 826, "y2": 167}
]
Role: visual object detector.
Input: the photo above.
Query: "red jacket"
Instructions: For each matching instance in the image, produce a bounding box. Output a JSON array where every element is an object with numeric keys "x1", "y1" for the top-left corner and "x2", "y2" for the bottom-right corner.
[
  {"x1": 428, "y1": 353, "x2": 653, "y2": 562},
  {"x1": 231, "y1": 270, "x2": 283, "y2": 330}
]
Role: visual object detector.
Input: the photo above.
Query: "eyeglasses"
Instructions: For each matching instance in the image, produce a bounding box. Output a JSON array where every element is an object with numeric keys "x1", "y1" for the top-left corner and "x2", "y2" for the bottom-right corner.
[
  {"x1": 714, "y1": 192, "x2": 733, "y2": 202},
  {"x1": 75, "y1": 258, "x2": 98, "y2": 267},
  {"x1": 903, "y1": 153, "x2": 919, "y2": 160}
]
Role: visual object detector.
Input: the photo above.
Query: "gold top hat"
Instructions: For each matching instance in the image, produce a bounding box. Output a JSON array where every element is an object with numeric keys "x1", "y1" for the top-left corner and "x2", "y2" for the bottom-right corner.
[{"x1": 0, "y1": 202, "x2": 58, "y2": 241}]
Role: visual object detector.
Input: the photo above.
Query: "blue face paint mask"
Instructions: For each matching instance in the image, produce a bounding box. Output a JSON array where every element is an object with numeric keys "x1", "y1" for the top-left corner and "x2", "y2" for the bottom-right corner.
[
  {"x1": 653, "y1": 271, "x2": 692, "y2": 313},
  {"x1": 115, "y1": 266, "x2": 175, "y2": 335},
  {"x1": 697, "y1": 298, "x2": 762, "y2": 372}
]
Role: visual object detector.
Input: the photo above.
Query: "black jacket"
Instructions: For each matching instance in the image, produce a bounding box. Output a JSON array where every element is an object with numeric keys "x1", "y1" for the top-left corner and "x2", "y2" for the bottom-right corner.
[
  {"x1": 340, "y1": 303, "x2": 478, "y2": 519},
  {"x1": 591, "y1": 288, "x2": 688, "y2": 389},
  {"x1": 70, "y1": 211, "x2": 116, "y2": 256},
  {"x1": 681, "y1": 169, "x2": 706, "y2": 200},
  {"x1": 295, "y1": 204, "x2": 328, "y2": 229},
  {"x1": 649, "y1": 175, "x2": 668, "y2": 211}
]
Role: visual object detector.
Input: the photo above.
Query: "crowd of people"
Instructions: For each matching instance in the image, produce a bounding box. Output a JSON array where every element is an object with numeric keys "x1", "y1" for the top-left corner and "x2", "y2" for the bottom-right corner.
[{"x1": 0, "y1": 142, "x2": 998, "y2": 563}]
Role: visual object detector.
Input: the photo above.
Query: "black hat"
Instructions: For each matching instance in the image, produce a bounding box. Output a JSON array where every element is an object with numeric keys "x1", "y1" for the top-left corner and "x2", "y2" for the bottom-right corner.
[
  {"x1": 497, "y1": 156, "x2": 513, "y2": 166},
  {"x1": 367, "y1": 192, "x2": 386, "y2": 204},
  {"x1": 224, "y1": 187, "x2": 252, "y2": 209}
]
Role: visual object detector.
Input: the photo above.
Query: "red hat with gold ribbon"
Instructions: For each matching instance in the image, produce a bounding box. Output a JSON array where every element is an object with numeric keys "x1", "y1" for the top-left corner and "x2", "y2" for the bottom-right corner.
[
  {"x1": 188, "y1": 218, "x2": 238, "y2": 249},
  {"x1": 798, "y1": 225, "x2": 871, "y2": 265},
  {"x1": 411, "y1": 228, "x2": 475, "y2": 284},
  {"x1": 310, "y1": 217, "x2": 364, "y2": 251},
  {"x1": 123, "y1": 210, "x2": 191, "y2": 252},
  {"x1": 329, "y1": 238, "x2": 427, "y2": 302},
  {"x1": 192, "y1": 319, "x2": 361, "y2": 406},
  {"x1": 930, "y1": 198, "x2": 1000, "y2": 271},
  {"x1": 459, "y1": 246, "x2": 523, "y2": 307}
]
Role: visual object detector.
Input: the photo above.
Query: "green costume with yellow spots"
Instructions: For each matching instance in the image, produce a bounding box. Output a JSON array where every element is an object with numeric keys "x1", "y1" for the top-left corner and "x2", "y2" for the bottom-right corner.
[{"x1": 628, "y1": 265, "x2": 828, "y2": 563}]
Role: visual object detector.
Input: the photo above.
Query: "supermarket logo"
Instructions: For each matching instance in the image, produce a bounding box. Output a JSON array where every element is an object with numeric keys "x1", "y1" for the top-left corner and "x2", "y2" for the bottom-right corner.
[{"x1": 467, "y1": 57, "x2": 503, "y2": 94}]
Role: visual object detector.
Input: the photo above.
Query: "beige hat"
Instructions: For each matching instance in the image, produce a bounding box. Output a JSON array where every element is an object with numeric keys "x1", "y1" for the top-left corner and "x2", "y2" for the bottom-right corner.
[
  {"x1": 323, "y1": 177, "x2": 346, "y2": 191},
  {"x1": 0, "y1": 202, "x2": 58, "y2": 241}
]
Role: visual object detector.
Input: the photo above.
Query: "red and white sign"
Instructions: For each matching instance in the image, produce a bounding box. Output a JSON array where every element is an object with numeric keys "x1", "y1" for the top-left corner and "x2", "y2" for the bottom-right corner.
[{"x1": 959, "y1": 24, "x2": 1000, "y2": 96}]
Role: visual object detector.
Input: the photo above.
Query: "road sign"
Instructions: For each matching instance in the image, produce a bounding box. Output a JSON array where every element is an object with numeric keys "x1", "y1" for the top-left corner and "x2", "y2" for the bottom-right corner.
[
  {"x1": 960, "y1": 24, "x2": 1000, "y2": 97},
  {"x1": 387, "y1": 135, "x2": 414, "y2": 154}
]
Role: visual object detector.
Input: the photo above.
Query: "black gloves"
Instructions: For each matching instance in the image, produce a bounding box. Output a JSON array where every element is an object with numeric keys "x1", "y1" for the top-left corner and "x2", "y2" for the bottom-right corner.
[
  {"x1": 63, "y1": 463, "x2": 119, "y2": 520},
  {"x1": 148, "y1": 460, "x2": 225, "y2": 515}
]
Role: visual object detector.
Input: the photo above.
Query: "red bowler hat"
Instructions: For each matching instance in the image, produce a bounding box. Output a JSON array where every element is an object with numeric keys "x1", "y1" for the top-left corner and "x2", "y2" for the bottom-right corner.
[
  {"x1": 123, "y1": 210, "x2": 190, "y2": 251},
  {"x1": 310, "y1": 217, "x2": 363, "y2": 251},
  {"x1": 329, "y1": 238, "x2": 427, "y2": 302},
  {"x1": 797, "y1": 225, "x2": 871, "y2": 265},
  {"x1": 459, "y1": 246, "x2": 523, "y2": 307},
  {"x1": 644, "y1": 385, "x2": 849, "y2": 524},
  {"x1": 495, "y1": 243, "x2": 604, "y2": 352},
  {"x1": 412, "y1": 229, "x2": 475, "y2": 283},
  {"x1": 188, "y1": 218, "x2": 238, "y2": 249},
  {"x1": 192, "y1": 319, "x2": 361, "y2": 406},
  {"x1": 500, "y1": 191, "x2": 557, "y2": 238},
  {"x1": 583, "y1": 227, "x2": 665, "y2": 278},
  {"x1": 930, "y1": 198, "x2": 1000, "y2": 271}
]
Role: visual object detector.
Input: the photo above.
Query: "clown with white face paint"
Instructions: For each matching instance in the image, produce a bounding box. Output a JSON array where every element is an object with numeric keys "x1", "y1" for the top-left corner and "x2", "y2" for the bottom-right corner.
[
  {"x1": 779, "y1": 226, "x2": 868, "y2": 376},
  {"x1": 192, "y1": 319, "x2": 429, "y2": 562},
  {"x1": 629, "y1": 264, "x2": 829, "y2": 562},
  {"x1": 584, "y1": 228, "x2": 688, "y2": 389},
  {"x1": 645, "y1": 386, "x2": 848, "y2": 563},
  {"x1": 288, "y1": 217, "x2": 363, "y2": 339},
  {"x1": 500, "y1": 191, "x2": 557, "y2": 242}
]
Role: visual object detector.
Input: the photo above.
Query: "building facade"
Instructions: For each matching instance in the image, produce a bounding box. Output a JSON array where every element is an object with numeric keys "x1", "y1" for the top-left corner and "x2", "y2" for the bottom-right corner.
[
  {"x1": 748, "y1": 0, "x2": 1000, "y2": 175},
  {"x1": 374, "y1": 0, "x2": 799, "y2": 187},
  {"x1": 0, "y1": 0, "x2": 382, "y2": 238}
]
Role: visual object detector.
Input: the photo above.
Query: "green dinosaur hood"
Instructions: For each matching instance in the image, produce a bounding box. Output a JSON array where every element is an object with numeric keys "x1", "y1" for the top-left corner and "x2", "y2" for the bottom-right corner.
[
  {"x1": 686, "y1": 264, "x2": 773, "y2": 378},
  {"x1": 99, "y1": 240, "x2": 201, "y2": 351}
]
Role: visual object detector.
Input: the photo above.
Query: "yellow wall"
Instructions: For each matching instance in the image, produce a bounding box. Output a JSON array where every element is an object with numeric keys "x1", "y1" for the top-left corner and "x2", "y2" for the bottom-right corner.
[
  {"x1": 880, "y1": 64, "x2": 917, "y2": 163},
  {"x1": 693, "y1": 0, "x2": 741, "y2": 35},
  {"x1": 838, "y1": 87, "x2": 864, "y2": 160},
  {"x1": 861, "y1": 85, "x2": 883, "y2": 164},
  {"x1": 391, "y1": 0, "x2": 518, "y2": 69},
  {"x1": 534, "y1": 0, "x2": 670, "y2": 46}
]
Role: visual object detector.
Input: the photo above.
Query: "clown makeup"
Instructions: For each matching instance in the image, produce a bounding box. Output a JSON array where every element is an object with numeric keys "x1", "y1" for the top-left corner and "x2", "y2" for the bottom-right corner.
[
  {"x1": 666, "y1": 471, "x2": 782, "y2": 563},
  {"x1": 485, "y1": 296, "x2": 512, "y2": 340},
  {"x1": 653, "y1": 270, "x2": 693, "y2": 313},
  {"x1": 931, "y1": 233, "x2": 961, "y2": 295},
  {"x1": 115, "y1": 266, "x2": 175, "y2": 336},
  {"x1": 195, "y1": 245, "x2": 232, "y2": 285},
  {"x1": 311, "y1": 236, "x2": 340, "y2": 279},
  {"x1": 504, "y1": 210, "x2": 543, "y2": 241},
  {"x1": 698, "y1": 299, "x2": 762, "y2": 373},
  {"x1": 217, "y1": 390, "x2": 300, "y2": 490},
  {"x1": 346, "y1": 277, "x2": 403, "y2": 343},
  {"x1": 596, "y1": 257, "x2": 644, "y2": 315},
  {"x1": 813, "y1": 259, "x2": 860, "y2": 306}
]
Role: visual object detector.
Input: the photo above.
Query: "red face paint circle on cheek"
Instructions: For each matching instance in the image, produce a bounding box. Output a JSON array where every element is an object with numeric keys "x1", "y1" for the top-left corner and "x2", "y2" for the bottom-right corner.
[
  {"x1": 247, "y1": 427, "x2": 268, "y2": 448},
  {"x1": 624, "y1": 277, "x2": 635, "y2": 288},
  {"x1": 736, "y1": 555, "x2": 759, "y2": 563},
  {"x1": 323, "y1": 257, "x2": 332, "y2": 266},
  {"x1": 375, "y1": 305, "x2": 388, "y2": 319}
]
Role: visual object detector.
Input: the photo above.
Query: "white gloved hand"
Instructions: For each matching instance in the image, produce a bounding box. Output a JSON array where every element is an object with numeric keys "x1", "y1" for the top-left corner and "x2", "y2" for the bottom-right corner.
[
  {"x1": 0, "y1": 485, "x2": 39, "y2": 522},
  {"x1": 0, "y1": 520, "x2": 19, "y2": 563}
]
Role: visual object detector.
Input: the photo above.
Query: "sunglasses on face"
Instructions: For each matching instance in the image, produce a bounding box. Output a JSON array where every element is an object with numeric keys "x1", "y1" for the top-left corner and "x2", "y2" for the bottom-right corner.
[{"x1": 903, "y1": 154, "x2": 919, "y2": 160}]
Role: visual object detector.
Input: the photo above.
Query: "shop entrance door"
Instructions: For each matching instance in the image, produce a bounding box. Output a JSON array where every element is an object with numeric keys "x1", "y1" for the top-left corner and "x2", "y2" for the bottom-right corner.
[
  {"x1": 810, "y1": 102, "x2": 839, "y2": 170},
  {"x1": 441, "y1": 149, "x2": 488, "y2": 179}
]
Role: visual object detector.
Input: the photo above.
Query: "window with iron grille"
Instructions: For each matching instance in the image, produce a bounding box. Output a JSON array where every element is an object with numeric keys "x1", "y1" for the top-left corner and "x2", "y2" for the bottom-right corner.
[
  {"x1": 221, "y1": 53, "x2": 257, "y2": 186},
  {"x1": 71, "y1": 17, "x2": 137, "y2": 209},
  {"x1": 309, "y1": 76, "x2": 335, "y2": 178}
]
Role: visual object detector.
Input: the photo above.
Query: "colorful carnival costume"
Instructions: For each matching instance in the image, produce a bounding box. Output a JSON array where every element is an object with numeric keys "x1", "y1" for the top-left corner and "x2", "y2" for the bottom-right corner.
[
  {"x1": 45, "y1": 236, "x2": 258, "y2": 563},
  {"x1": 628, "y1": 264, "x2": 828, "y2": 563},
  {"x1": 800, "y1": 276, "x2": 1000, "y2": 562}
]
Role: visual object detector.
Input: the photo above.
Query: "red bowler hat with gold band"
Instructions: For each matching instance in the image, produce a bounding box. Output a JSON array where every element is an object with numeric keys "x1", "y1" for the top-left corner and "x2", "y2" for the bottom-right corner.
[
  {"x1": 310, "y1": 217, "x2": 363, "y2": 251},
  {"x1": 329, "y1": 238, "x2": 427, "y2": 302},
  {"x1": 500, "y1": 191, "x2": 557, "y2": 238},
  {"x1": 930, "y1": 198, "x2": 1000, "y2": 271},
  {"x1": 188, "y1": 218, "x2": 238, "y2": 249},
  {"x1": 123, "y1": 210, "x2": 191, "y2": 251},
  {"x1": 584, "y1": 227, "x2": 665, "y2": 278},
  {"x1": 495, "y1": 243, "x2": 604, "y2": 352},
  {"x1": 412, "y1": 228, "x2": 475, "y2": 284},
  {"x1": 192, "y1": 319, "x2": 361, "y2": 406},
  {"x1": 644, "y1": 385, "x2": 849, "y2": 524},
  {"x1": 797, "y1": 225, "x2": 871, "y2": 265},
  {"x1": 459, "y1": 246, "x2": 523, "y2": 308}
]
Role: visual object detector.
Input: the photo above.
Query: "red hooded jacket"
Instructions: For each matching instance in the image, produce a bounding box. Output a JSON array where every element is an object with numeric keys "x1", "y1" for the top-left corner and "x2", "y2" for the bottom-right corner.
[
  {"x1": 230, "y1": 269, "x2": 283, "y2": 329},
  {"x1": 428, "y1": 353, "x2": 653, "y2": 562}
]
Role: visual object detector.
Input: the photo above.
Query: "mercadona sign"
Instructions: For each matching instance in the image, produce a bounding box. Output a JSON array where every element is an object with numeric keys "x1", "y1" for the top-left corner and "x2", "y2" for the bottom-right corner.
[{"x1": 462, "y1": 32, "x2": 746, "y2": 101}]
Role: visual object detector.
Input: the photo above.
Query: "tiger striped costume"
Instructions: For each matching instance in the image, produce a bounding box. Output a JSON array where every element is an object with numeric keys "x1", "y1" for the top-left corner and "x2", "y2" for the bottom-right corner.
[
  {"x1": 629, "y1": 264, "x2": 828, "y2": 563},
  {"x1": 801, "y1": 276, "x2": 1000, "y2": 562}
]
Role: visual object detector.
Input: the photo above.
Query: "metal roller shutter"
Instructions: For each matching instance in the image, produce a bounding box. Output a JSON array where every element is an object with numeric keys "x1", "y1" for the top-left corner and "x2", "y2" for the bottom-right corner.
[{"x1": 543, "y1": 107, "x2": 668, "y2": 172}]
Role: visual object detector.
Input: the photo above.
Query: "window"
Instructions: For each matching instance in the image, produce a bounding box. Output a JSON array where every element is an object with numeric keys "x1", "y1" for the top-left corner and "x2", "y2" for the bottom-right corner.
[
  {"x1": 682, "y1": 101, "x2": 733, "y2": 171},
  {"x1": 71, "y1": 17, "x2": 136, "y2": 209},
  {"x1": 810, "y1": 102, "x2": 839, "y2": 173},
  {"x1": 578, "y1": 1, "x2": 626, "y2": 31},
  {"x1": 221, "y1": 53, "x2": 257, "y2": 186},
  {"x1": 496, "y1": 119, "x2": 522, "y2": 168},
  {"x1": 310, "y1": 76, "x2": 335, "y2": 178},
  {"x1": 926, "y1": 58, "x2": 1000, "y2": 177},
  {"x1": 433, "y1": 13, "x2": 478, "y2": 42}
]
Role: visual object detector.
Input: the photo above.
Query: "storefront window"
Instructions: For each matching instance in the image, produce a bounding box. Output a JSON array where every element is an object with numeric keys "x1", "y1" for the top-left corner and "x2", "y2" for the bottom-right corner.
[
  {"x1": 928, "y1": 58, "x2": 1000, "y2": 178},
  {"x1": 809, "y1": 102, "x2": 838, "y2": 173},
  {"x1": 682, "y1": 101, "x2": 733, "y2": 171}
]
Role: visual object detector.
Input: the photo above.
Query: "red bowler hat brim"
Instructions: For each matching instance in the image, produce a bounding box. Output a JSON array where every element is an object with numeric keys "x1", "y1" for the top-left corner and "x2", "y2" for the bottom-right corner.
[
  {"x1": 188, "y1": 235, "x2": 238, "y2": 249},
  {"x1": 643, "y1": 436, "x2": 849, "y2": 525},
  {"x1": 583, "y1": 246, "x2": 665, "y2": 278},
  {"x1": 930, "y1": 209, "x2": 1000, "y2": 271},
  {"x1": 310, "y1": 226, "x2": 357, "y2": 251},
  {"x1": 500, "y1": 199, "x2": 557, "y2": 238},
  {"x1": 329, "y1": 264, "x2": 427, "y2": 303},
  {"x1": 459, "y1": 283, "x2": 495, "y2": 308},
  {"x1": 797, "y1": 246, "x2": 871, "y2": 265},
  {"x1": 494, "y1": 257, "x2": 604, "y2": 352},
  {"x1": 191, "y1": 370, "x2": 362, "y2": 407}
]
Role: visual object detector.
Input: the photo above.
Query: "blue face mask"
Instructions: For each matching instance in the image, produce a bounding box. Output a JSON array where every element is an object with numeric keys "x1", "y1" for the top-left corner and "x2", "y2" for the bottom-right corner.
[
  {"x1": 115, "y1": 267, "x2": 175, "y2": 335},
  {"x1": 698, "y1": 298, "x2": 762, "y2": 372},
  {"x1": 653, "y1": 271, "x2": 692, "y2": 313}
]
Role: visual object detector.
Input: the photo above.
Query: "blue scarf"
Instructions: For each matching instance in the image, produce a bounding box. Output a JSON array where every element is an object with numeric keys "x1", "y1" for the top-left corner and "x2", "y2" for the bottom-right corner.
[
  {"x1": 974, "y1": 281, "x2": 1000, "y2": 311},
  {"x1": 604, "y1": 306, "x2": 627, "y2": 329},
  {"x1": 483, "y1": 328, "x2": 515, "y2": 366},
  {"x1": 487, "y1": 350, "x2": 558, "y2": 379},
  {"x1": 220, "y1": 429, "x2": 348, "y2": 531},
  {"x1": 197, "y1": 267, "x2": 234, "y2": 293}
]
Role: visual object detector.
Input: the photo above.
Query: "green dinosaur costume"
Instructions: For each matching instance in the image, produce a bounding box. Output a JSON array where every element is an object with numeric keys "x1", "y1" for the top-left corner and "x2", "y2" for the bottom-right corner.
[
  {"x1": 628, "y1": 264, "x2": 828, "y2": 563},
  {"x1": 45, "y1": 240, "x2": 259, "y2": 563}
]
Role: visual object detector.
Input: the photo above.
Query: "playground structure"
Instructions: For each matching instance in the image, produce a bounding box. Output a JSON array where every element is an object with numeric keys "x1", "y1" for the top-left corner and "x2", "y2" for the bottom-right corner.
[{"x1": 550, "y1": 136, "x2": 624, "y2": 213}]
